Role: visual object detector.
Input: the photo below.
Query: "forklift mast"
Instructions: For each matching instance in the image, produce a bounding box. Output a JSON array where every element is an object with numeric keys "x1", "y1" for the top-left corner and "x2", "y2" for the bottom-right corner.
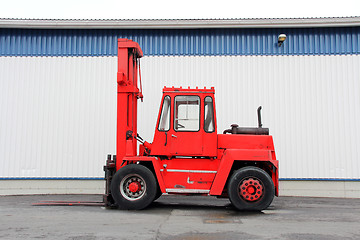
[{"x1": 116, "y1": 39, "x2": 143, "y2": 170}]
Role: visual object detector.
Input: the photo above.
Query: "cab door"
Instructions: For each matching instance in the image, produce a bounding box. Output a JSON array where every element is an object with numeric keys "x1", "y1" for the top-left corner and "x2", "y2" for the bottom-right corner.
[
  {"x1": 150, "y1": 95, "x2": 172, "y2": 155},
  {"x1": 169, "y1": 95, "x2": 203, "y2": 155}
]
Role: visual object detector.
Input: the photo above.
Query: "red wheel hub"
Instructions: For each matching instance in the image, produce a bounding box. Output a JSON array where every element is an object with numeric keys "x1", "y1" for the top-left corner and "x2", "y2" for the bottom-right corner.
[
  {"x1": 128, "y1": 182, "x2": 141, "y2": 193},
  {"x1": 239, "y1": 178, "x2": 263, "y2": 202}
]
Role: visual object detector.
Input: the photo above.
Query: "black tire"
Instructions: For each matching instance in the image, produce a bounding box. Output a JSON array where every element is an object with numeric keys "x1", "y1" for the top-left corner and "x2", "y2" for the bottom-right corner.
[
  {"x1": 228, "y1": 166, "x2": 275, "y2": 211},
  {"x1": 111, "y1": 164, "x2": 157, "y2": 210},
  {"x1": 154, "y1": 186, "x2": 163, "y2": 201}
]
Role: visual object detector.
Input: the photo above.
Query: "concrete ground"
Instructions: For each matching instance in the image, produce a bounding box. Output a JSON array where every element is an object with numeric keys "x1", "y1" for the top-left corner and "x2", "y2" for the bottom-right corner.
[{"x1": 0, "y1": 194, "x2": 359, "y2": 240}]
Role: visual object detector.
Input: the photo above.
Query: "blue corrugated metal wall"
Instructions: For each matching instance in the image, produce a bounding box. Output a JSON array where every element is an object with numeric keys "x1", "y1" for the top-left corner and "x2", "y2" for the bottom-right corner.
[{"x1": 1, "y1": 27, "x2": 359, "y2": 56}]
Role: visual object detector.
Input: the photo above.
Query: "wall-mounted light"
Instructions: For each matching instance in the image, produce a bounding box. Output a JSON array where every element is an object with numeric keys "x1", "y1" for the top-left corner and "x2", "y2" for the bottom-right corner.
[{"x1": 278, "y1": 34, "x2": 287, "y2": 47}]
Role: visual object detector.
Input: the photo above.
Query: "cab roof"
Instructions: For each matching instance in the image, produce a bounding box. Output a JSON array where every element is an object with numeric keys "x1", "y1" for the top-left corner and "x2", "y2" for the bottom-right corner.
[{"x1": 163, "y1": 86, "x2": 215, "y2": 94}]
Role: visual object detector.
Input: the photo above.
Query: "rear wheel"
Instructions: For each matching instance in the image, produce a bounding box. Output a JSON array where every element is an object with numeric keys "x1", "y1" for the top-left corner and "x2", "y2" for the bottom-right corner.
[
  {"x1": 228, "y1": 166, "x2": 274, "y2": 211},
  {"x1": 111, "y1": 164, "x2": 157, "y2": 210}
]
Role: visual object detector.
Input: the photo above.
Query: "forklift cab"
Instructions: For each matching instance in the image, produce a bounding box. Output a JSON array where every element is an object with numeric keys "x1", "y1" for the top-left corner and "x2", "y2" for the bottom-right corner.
[{"x1": 150, "y1": 87, "x2": 217, "y2": 157}]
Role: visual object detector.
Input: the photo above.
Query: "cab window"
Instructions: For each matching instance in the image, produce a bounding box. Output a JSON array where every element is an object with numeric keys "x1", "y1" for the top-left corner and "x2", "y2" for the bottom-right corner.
[
  {"x1": 174, "y1": 96, "x2": 200, "y2": 131},
  {"x1": 204, "y1": 96, "x2": 215, "y2": 132},
  {"x1": 158, "y1": 96, "x2": 170, "y2": 131}
]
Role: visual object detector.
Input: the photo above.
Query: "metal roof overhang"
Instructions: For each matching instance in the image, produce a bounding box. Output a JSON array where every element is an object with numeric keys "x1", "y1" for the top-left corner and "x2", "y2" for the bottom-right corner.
[{"x1": 1, "y1": 17, "x2": 360, "y2": 29}]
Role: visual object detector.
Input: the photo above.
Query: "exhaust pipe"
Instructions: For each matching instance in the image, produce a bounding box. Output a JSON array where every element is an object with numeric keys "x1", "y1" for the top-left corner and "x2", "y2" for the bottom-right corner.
[
  {"x1": 223, "y1": 106, "x2": 269, "y2": 135},
  {"x1": 257, "y1": 106, "x2": 263, "y2": 128}
]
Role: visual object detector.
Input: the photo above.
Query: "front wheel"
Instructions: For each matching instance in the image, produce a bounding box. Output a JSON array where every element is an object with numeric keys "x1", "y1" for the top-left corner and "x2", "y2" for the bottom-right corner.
[
  {"x1": 228, "y1": 166, "x2": 275, "y2": 211},
  {"x1": 111, "y1": 164, "x2": 157, "y2": 210}
]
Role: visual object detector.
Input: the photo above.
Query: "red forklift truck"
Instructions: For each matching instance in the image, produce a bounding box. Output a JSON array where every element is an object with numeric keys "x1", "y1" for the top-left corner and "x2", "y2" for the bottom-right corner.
[{"x1": 103, "y1": 39, "x2": 279, "y2": 211}]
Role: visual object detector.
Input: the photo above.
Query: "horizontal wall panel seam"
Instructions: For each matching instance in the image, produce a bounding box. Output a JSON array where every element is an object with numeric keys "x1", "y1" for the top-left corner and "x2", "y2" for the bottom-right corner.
[
  {"x1": 1, "y1": 27, "x2": 360, "y2": 56},
  {"x1": 0, "y1": 178, "x2": 359, "y2": 181},
  {"x1": 280, "y1": 178, "x2": 360, "y2": 181},
  {"x1": 0, "y1": 178, "x2": 104, "y2": 180}
]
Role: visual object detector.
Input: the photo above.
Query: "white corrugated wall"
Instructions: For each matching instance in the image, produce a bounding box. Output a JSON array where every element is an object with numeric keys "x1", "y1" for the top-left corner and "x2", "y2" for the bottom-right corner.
[
  {"x1": 0, "y1": 57, "x2": 117, "y2": 178},
  {"x1": 1, "y1": 55, "x2": 360, "y2": 179}
]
